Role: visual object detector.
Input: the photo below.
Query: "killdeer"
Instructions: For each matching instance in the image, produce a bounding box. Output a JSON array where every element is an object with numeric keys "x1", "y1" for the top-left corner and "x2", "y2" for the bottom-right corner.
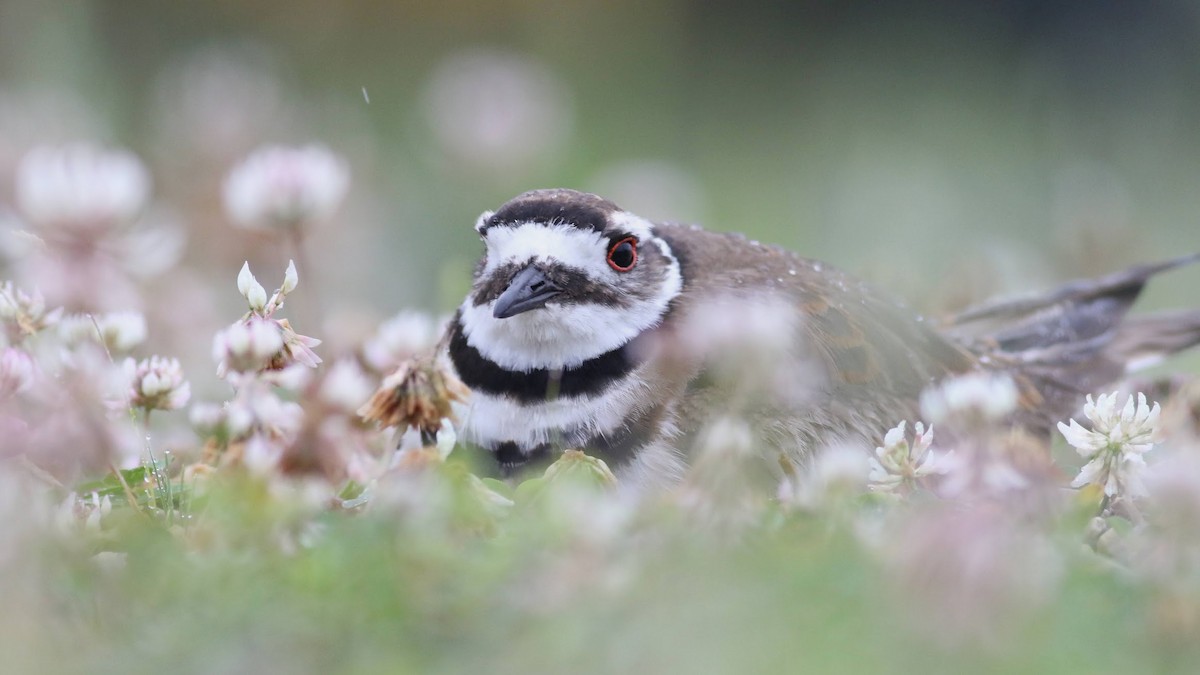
[{"x1": 443, "y1": 188, "x2": 1200, "y2": 490}]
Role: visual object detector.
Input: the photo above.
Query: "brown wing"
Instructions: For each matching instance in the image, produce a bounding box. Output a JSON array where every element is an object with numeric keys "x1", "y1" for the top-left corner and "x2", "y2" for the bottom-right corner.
[
  {"x1": 799, "y1": 271, "x2": 975, "y2": 393},
  {"x1": 655, "y1": 224, "x2": 980, "y2": 412}
]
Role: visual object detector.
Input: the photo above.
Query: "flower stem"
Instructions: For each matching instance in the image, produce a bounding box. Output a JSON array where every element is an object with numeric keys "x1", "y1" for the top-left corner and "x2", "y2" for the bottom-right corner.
[{"x1": 288, "y1": 227, "x2": 323, "y2": 330}]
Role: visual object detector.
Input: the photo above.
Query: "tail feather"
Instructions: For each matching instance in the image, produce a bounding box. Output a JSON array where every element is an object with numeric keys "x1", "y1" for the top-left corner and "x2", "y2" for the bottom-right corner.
[
  {"x1": 1108, "y1": 310, "x2": 1200, "y2": 373},
  {"x1": 940, "y1": 253, "x2": 1200, "y2": 432},
  {"x1": 943, "y1": 252, "x2": 1200, "y2": 349}
]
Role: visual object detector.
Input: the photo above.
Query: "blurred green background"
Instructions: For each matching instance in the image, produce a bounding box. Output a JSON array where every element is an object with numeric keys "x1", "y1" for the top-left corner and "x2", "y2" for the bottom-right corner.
[{"x1": 2, "y1": 0, "x2": 1200, "y2": 321}]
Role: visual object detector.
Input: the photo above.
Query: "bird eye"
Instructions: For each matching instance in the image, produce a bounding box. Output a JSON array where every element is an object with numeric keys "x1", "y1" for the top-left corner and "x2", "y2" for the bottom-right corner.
[{"x1": 607, "y1": 237, "x2": 638, "y2": 272}]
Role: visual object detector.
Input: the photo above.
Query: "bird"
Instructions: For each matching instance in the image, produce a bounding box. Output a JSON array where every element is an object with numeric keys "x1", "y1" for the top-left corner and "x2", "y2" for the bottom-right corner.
[{"x1": 440, "y1": 188, "x2": 1200, "y2": 491}]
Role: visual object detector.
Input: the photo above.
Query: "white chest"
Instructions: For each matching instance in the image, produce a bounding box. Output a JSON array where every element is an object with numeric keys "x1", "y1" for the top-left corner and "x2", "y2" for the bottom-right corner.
[{"x1": 458, "y1": 370, "x2": 653, "y2": 453}]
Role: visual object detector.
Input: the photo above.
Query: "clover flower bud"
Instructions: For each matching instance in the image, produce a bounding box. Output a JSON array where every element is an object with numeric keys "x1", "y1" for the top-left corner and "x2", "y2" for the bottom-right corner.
[
  {"x1": 281, "y1": 259, "x2": 298, "y2": 295},
  {"x1": 237, "y1": 261, "x2": 268, "y2": 312}
]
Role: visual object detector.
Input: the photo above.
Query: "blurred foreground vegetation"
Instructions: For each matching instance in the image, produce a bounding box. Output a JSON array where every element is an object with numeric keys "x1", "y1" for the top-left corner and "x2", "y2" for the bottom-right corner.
[
  {"x1": 5, "y1": 445, "x2": 1199, "y2": 675},
  {"x1": 2, "y1": 1, "x2": 1200, "y2": 673}
]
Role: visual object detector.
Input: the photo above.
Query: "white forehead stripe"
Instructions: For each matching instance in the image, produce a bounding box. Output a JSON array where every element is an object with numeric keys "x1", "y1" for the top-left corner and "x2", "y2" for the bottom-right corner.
[
  {"x1": 607, "y1": 211, "x2": 656, "y2": 240},
  {"x1": 473, "y1": 210, "x2": 494, "y2": 233},
  {"x1": 482, "y1": 222, "x2": 612, "y2": 277}
]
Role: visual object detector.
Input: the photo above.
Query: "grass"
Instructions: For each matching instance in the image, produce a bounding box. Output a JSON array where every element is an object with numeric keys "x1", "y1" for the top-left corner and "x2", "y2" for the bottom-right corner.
[{"x1": 2, "y1": 435, "x2": 1196, "y2": 675}]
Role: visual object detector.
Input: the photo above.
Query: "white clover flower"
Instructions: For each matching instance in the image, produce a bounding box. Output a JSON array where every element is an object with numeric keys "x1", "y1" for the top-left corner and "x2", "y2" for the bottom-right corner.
[
  {"x1": 242, "y1": 432, "x2": 283, "y2": 475},
  {"x1": 58, "y1": 311, "x2": 147, "y2": 353},
  {"x1": 97, "y1": 311, "x2": 147, "y2": 353},
  {"x1": 118, "y1": 217, "x2": 187, "y2": 279},
  {"x1": 195, "y1": 382, "x2": 304, "y2": 466},
  {"x1": 362, "y1": 311, "x2": 440, "y2": 373},
  {"x1": 257, "y1": 363, "x2": 312, "y2": 392},
  {"x1": 422, "y1": 50, "x2": 572, "y2": 171},
  {"x1": 226, "y1": 385, "x2": 304, "y2": 444},
  {"x1": 213, "y1": 318, "x2": 284, "y2": 378},
  {"x1": 779, "y1": 442, "x2": 870, "y2": 510},
  {"x1": 698, "y1": 416, "x2": 755, "y2": 459},
  {"x1": 56, "y1": 492, "x2": 113, "y2": 537},
  {"x1": 319, "y1": 359, "x2": 374, "y2": 413},
  {"x1": 0, "y1": 281, "x2": 62, "y2": 339},
  {"x1": 223, "y1": 404, "x2": 253, "y2": 438},
  {"x1": 1059, "y1": 391, "x2": 1160, "y2": 499},
  {"x1": 672, "y1": 293, "x2": 817, "y2": 407},
  {"x1": 222, "y1": 145, "x2": 349, "y2": 230},
  {"x1": 56, "y1": 314, "x2": 94, "y2": 345},
  {"x1": 15, "y1": 143, "x2": 150, "y2": 229},
  {"x1": 126, "y1": 355, "x2": 190, "y2": 412},
  {"x1": 920, "y1": 372, "x2": 1019, "y2": 424},
  {"x1": 868, "y1": 420, "x2": 949, "y2": 494},
  {"x1": 588, "y1": 159, "x2": 707, "y2": 224},
  {"x1": 884, "y1": 506, "x2": 1063, "y2": 646},
  {"x1": 0, "y1": 347, "x2": 34, "y2": 398},
  {"x1": 189, "y1": 401, "x2": 225, "y2": 434},
  {"x1": 1139, "y1": 453, "x2": 1200, "y2": 553}
]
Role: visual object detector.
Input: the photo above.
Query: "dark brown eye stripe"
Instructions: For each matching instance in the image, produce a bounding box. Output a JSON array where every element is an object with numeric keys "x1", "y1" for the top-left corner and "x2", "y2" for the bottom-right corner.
[
  {"x1": 471, "y1": 262, "x2": 523, "y2": 306},
  {"x1": 471, "y1": 261, "x2": 629, "y2": 308}
]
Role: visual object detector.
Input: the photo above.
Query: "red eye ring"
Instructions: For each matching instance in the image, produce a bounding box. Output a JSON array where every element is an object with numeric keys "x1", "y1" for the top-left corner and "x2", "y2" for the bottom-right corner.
[{"x1": 607, "y1": 237, "x2": 638, "y2": 272}]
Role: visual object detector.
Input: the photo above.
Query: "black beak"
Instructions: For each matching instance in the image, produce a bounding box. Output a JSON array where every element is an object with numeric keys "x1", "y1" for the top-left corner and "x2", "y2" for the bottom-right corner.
[{"x1": 492, "y1": 264, "x2": 563, "y2": 319}]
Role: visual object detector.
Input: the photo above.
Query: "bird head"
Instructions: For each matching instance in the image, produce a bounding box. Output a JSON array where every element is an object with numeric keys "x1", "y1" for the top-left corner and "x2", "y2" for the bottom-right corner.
[{"x1": 459, "y1": 189, "x2": 683, "y2": 372}]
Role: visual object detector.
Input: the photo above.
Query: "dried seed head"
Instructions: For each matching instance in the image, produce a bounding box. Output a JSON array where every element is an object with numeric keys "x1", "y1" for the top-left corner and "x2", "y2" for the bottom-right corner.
[{"x1": 358, "y1": 356, "x2": 469, "y2": 436}]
